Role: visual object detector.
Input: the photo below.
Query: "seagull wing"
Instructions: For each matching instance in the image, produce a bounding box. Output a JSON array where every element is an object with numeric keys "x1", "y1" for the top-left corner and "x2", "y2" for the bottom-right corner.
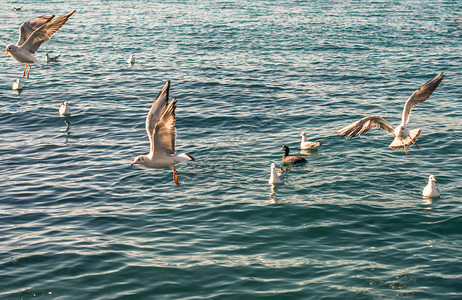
[
  {"x1": 20, "y1": 10, "x2": 76, "y2": 54},
  {"x1": 146, "y1": 81, "x2": 170, "y2": 154},
  {"x1": 17, "y1": 14, "x2": 55, "y2": 46},
  {"x1": 401, "y1": 72, "x2": 445, "y2": 124},
  {"x1": 152, "y1": 98, "x2": 177, "y2": 158},
  {"x1": 337, "y1": 115, "x2": 395, "y2": 138}
]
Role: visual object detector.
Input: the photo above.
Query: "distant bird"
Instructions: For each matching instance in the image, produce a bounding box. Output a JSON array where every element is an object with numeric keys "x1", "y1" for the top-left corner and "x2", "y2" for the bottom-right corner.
[
  {"x1": 59, "y1": 101, "x2": 70, "y2": 116},
  {"x1": 268, "y1": 163, "x2": 285, "y2": 184},
  {"x1": 422, "y1": 175, "x2": 440, "y2": 198},
  {"x1": 337, "y1": 72, "x2": 445, "y2": 154},
  {"x1": 45, "y1": 53, "x2": 60, "y2": 63},
  {"x1": 280, "y1": 145, "x2": 307, "y2": 164},
  {"x1": 4, "y1": 10, "x2": 76, "y2": 79},
  {"x1": 299, "y1": 132, "x2": 324, "y2": 150},
  {"x1": 13, "y1": 6, "x2": 23, "y2": 11},
  {"x1": 131, "y1": 80, "x2": 195, "y2": 186},
  {"x1": 64, "y1": 120, "x2": 70, "y2": 131},
  {"x1": 12, "y1": 79, "x2": 22, "y2": 90},
  {"x1": 127, "y1": 54, "x2": 135, "y2": 65}
]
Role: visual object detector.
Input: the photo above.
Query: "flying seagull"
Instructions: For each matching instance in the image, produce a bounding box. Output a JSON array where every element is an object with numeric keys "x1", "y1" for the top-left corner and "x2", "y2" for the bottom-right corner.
[
  {"x1": 337, "y1": 72, "x2": 445, "y2": 154},
  {"x1": 131, "y1": 80, "x2": 195, "y2": 186},
  {"x1": 4, "y1": 10, "x2": 76, "y2": 79}
]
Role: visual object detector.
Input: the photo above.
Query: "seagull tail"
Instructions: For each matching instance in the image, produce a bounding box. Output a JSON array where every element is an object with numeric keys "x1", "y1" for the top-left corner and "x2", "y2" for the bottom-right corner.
[
  {"x1": 176, "y1": 153, "x2": 196, "y2": 162},
  {"x1": 389, "y1": 128, "x2": 421, "y2": 149},
  {"x1": 35, "y1": 59, "x2": 44, "y2": 68}
]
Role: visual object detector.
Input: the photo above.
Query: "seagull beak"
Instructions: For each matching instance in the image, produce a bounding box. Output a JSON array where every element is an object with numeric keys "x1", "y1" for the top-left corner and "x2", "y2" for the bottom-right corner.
[
  {"x1": 4, "y1": 50, "x2": 9, "y2": 56},
  {"x1": 130, "y1": 162, "x2": 136, "y2": 166}
]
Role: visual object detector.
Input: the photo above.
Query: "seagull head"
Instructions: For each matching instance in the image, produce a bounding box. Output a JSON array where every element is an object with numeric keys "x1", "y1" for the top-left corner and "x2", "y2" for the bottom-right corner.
[
  {"x1": 299, "y1": 132, "x2": 306, "y2": 137},
  {"x1": 270, "y1": 163, "x2": 276, "y2": 169},
  {"x1": 4, "y1": 44, "x2": 14, "y2": 56},
  {"x1": 4, "y1": 44, "x2": 18, "y2": 55},
  {"x1": 131, "y1": 155, "x2": 147, "y2": 166},
  {"x1": 428, "y1": 175, "x2": 437, "y2": 182},
  {"x1": 394, "y1": 125, "x2": 409, "y2": 138}
]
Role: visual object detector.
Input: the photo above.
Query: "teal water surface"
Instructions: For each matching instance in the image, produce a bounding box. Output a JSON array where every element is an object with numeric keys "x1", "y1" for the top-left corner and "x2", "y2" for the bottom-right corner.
[{"x1": 1, "y1": 0, "x2": 462, "y2": 299}]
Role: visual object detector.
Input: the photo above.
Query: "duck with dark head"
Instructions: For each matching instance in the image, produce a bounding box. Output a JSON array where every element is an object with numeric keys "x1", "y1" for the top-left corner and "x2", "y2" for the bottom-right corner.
[{"x1": 280, "y1": 145, "x2": 307, "y2": 164}]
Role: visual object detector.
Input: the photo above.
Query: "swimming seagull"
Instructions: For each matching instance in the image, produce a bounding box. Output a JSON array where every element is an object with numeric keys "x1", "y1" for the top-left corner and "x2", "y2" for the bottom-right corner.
[
  {"x1": 268, "y1": 163, "x2": 285, "y2": 184},
  {"x1": 12, "y1": 79, "x2": 22, "y2": 90},
  {"x1": 337, "y1": 72, "x2": 445, "y2": 154},
  {"x1": 131, "y1": 80, "x2": 195, "y2": 186},
  {"x1": 45, "y1": 53, "x2": 60, "y2": 63},
  {"x1": 422, "y1": 175, "x2": 440, "y2": 198},
  {"x1": 280, "y1": 145, "x2": 307, "y2": 164},
  {"x1": 4, "y1": 10, "x2": 76, "y2": 79},
  {"x1": 59, "y1": 101, "x2": 70, "y2": 116},
  {"x1": 299, "y1": 132, "x2": 324, "y2": 150},
  {"x1": 127, "y1": 54, "x2": 135, "y2": 65}
]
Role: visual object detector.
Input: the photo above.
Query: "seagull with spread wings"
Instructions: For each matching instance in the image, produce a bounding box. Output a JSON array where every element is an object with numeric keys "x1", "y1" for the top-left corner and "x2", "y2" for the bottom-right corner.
[
  {"x1": 131, "y1": 81, "x2": 195, "y2": 186},
  {"x1": 337, "y1": 72, "x2": 445, "y2": 154},
  {"x1": 4, "y1": 10, "x2": 76, "y2": 79}
]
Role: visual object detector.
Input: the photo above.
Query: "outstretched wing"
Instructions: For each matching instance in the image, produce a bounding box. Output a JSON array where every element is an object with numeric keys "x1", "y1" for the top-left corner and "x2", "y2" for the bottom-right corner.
[
  {"x1": 17, "y1": 14, "x2": 55, "y2": 46},
  {"x1": 337, "y1": 115, "x2": 395, "y2": 138},
  {"x1": 21, "y1": 10, "x2": 76, "y2": 54},
  {"x1": 152, "y1": 98, "x2": 177, "y2": 158},
  {"x1": 401, "y1": 72, "x2": 445, "y2": 124},
  {"x1": 146, "y1": 80, "x2": 170, "y2": 153}
]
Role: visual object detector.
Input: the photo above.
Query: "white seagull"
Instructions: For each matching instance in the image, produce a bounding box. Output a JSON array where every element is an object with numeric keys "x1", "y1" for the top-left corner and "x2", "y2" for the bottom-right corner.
[
  {"x1": 131, "y1": 80, "x2": 195, "y2": 186},
  {"x1": 268, "y1": 163, "x2": 285, "y2": 184},
  {"x1": 12, "y1": 79, "x2": 22, "y2": 90},
  {"x1": 299, "y1": 132, "x2": 324, "y2": 150},
  {"x1": 127, "y1": 54, "x2": 135, "y2": 65},
  {"x1": 4, "y1": 10, "x2": 75, "y2": 79},
  {"x1": 422, "y1": 175, "x2": 440, "y2": 198},
  {"x1": 45, "y1": 53, "x2": 60, "y2": 63},
  {"x1": 337, "y1": 72, "x2": 445, "y2": 154},
  {"x1": 59, "y1": 101, "x2": 70, "y2": 116}
]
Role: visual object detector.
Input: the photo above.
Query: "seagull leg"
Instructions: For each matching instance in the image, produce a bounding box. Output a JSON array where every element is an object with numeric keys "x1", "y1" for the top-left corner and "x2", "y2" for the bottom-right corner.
[
  {"x1": 26, "y1": 64, "x2": 31, "y2": 79},
  {"x1": 401, "y1": 140, "x2": 409, "y2": 155},
  {"x1": 172, "y1": 168, "x2": 180, "y2": 186},
  {"x1": 410, "y1": 138, "x2": 420, "y2": 149},
  {"x1": 22, "y1": 64, "x2": 28, "y2": 77}
]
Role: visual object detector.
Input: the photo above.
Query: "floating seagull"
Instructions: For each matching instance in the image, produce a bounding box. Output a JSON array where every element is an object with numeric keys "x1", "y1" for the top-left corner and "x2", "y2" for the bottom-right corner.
[
  {"x1": 13, "y1": 6, "x2": 23, "y2": 11},
  {"x1": 131, "y1": 80, "x2": 195, "y2": 186},
  {"x1": 127, "y1": 54, "x2": 135, "y2": 65},
  {"x1": 4, "y1": 10, "x2": 76, "y2": 79},
  {"x1": 268, "y1": 163, "x2": 285, "y2": 184},
  {"x1": 59, "y1": 101, "x2": 70, "y2": 116},
  {"x1": 299, "y1": 132, "x2": 324, "y2": 150},
  {"x1": 337, "y1": 72, "x2": 445, "y2": 154},
  {"x1": 45, "y1": 53, "x2": 60, "y2": 63},
  {"x1": 280, "y1": 145, "x2": 307, "y2": 164},
  {"x1": 12, "y1": 79, "x2": 22, "y2": 90},
  {"x1": 422, "y1": 175, "x2": 440, "y2": 198}
]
